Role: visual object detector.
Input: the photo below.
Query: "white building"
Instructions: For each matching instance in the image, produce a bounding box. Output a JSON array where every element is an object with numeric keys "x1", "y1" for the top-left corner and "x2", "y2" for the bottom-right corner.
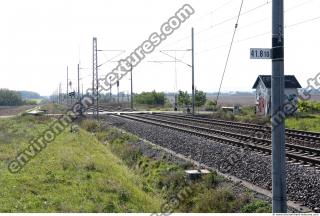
[{"x1": 252, "y1": 75, "x2": 301, "y2": 116}]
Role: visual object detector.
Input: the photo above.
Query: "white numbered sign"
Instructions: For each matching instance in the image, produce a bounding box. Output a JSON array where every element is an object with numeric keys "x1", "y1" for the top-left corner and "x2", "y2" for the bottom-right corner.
[{"x1": 250, "y1": 48, "x2": 272, "y2": 59}]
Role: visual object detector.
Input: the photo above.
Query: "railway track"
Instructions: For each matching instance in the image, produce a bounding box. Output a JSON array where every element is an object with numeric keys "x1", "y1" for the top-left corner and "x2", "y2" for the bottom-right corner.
[
  {"x1": 86, "y1": 105, "x2": 131, "y2": 112},
  {"x1": 111, "y1": 113, "x2": 320, "y2": 168},
  {"x1": 150, "y1": 113, "x2": 320, "y2": 148}
]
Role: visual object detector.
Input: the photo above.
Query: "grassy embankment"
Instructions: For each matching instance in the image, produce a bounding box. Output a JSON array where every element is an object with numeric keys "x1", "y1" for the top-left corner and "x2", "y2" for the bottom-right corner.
[
  {"x1": 25, "y1": 98, "x2": 43, "y2": 105},
  {"x1": 0, "y1": 115, "x2": 161, "y2": 212},
  {"x1": 40, "y1": 103, "x2": 68, "y2": 114}
]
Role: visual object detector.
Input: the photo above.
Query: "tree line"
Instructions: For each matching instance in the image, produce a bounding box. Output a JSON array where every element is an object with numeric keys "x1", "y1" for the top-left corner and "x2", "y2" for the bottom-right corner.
[
  {"x1": 134, "y1": 91, "x2": 165, "y2": 105},
  {"x1": 177, "y1": 89, "x2": 207, "y2": 108},
  {"x1": 0, "y1": 89, "x2": 23, "y2": 106},
  {"x1": 133, "y1": 90, "x2": 209, "y2": 109}
]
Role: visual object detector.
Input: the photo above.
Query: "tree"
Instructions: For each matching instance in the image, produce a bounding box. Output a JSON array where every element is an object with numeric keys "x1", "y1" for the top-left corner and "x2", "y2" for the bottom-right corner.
[
  {"x1": 177, "y1": 90, "x2": 191, "y2": 107},
  {"x1": 195, "y1": 89, "x2": 206, "y2": 108},
  {"x1": 134, "y1": 90, "x2": 165, "y2": 105}
]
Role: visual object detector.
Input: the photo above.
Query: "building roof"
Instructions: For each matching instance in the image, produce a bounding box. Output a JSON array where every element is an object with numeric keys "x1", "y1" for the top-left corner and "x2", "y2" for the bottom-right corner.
[{"x1": 252, "y1": 75, "x2": 302, "y2": 89}]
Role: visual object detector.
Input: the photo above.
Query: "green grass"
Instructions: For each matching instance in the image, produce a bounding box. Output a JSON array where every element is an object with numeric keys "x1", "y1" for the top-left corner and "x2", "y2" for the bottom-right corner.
[
  {"x1": 40, "y1": 103, "x2": 68, "y2": 114},
  {"x1": 25, "y1": 98, "x2": 43, "y2": 104},
  {"x1": 0, "y1": 116, "x2": 161, "y2": 212},
  {"x1": 211, "y1": 106, "x2": 320, "y2": 132},
  {"x1": 241, "y1": 199, "x2": 272, "y2": 213},
  {"x1": 286, "y1": 114, "x2": 320, "y2": 132},
  {"x1": 209, "y1": 106, "x2": 270, "y2": 126}
]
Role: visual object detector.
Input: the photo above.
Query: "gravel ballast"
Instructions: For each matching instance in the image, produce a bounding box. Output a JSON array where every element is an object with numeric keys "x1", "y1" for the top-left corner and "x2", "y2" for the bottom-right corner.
[{"x1": 104, "y1": 115, "x2": 320, "y2": 211}]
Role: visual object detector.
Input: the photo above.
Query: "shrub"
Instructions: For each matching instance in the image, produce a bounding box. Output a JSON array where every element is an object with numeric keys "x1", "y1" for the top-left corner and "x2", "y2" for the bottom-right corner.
[
  {"x1": 212, "y1": 109, "x2": 235, "y2": 121},
  {"x1": 80, "y1": 119, "x2": 99, "y2": 132},
  {"x1": 205, "y1": 100, "x2": 217, "y2": 111},
  {"x1": 193, "y1": 188, "x2": 237, "y2": 212},
  {"x1": 298, "y1": 100, "x2": 320, "y2": 113},
  {"x1": 240, "y1": 200, "x2": 271, "y2": 213},
  {"x1": 134, "y1": 91, "x2": 165, "y2": 105},
  {"x1": 201, "y1": 172, "x2": 223, "y2": 188}
]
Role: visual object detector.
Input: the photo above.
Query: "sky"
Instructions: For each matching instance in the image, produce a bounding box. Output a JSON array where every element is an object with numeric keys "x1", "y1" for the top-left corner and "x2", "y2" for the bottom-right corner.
[{"x1": 0, "y1": 0, "x2": 320, "y2": 96}]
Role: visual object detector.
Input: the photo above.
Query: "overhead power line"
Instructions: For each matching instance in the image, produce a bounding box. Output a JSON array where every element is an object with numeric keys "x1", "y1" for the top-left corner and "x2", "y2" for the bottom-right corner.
[
  {"x1": 164, "y1": 1, "x2": 271, "y2": 49},
  {"x1": 216, "y1": 0, "x2": 244, "y2": 103},
  {"x1": 196, "y1": 13, "x2": 320, "y2": 56}
]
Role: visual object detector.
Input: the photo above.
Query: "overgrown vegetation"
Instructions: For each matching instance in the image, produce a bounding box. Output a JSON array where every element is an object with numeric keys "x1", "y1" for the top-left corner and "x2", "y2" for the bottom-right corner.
[
  {"x1": 297, "y1": 100, "x2": 320, "y2": 113},
  {"x1": 205, "y1": 100, "x2": 217, "y2": 111},
  {"x1": 241, "y1": 200, "x2": 272, "y2": 213},
  {"x1": 0, "y1": 116, "x2": 161, "y2": 212},
  {"x1": 209, "y1": 106, "x2": 270, "y2": 126},
  {"x1": 79, "y1": 119, "x2": 271, "y2": 213}
]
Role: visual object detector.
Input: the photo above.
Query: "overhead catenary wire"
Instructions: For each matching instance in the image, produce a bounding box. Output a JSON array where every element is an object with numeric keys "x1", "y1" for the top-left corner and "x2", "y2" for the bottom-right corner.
[
  {"x1": 163, "y1": 0, "x2": 271, "y2": 49},
  {"x1": 159, "y1": 51, "x2": 192, "y2": 67},
  {"x1": 161, "y1": 0, "x2": 242, "y2": 49},
  {"x1": 216, "y1": 0, "x2": 244, "y2": 103},
  {"x1": 195, "y1": 0, "x2": 312, "y2": 44},
  {"x1": 98, "y1": 50, "x2": 126, "y2": 68},
  {"x1": 163, "y1": 0, "x2": 311, "y2": 51},
  {"x1": 195, "y1": 13, "x2": 320, "y2": 56}
]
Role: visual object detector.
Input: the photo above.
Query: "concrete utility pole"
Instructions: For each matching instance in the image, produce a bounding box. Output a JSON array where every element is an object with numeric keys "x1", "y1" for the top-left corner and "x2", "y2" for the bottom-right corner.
[
  {"x1": 117, "y1": 80, "x2": 119, "y2": 104},
  {"x1": 109, "y1": 77, "x2": 112, "y2": 102},
  {"x1": 191, "y1": 28, "x2": 195, "y2": 115},
  {"x1": 92, "y1": 37, "x2": 98, "y2": 119},
  {"x1": 95, "y1": 39, "x2": 99, "y2": 120},
  {"x1": 77, "y1": 64, "x2": 80, "y2": 101},
  {"x1": 59, "y1": 83, "x2": 61, "y2": 104},
  {"x1": 130, "y1": 65, "x2": 133, "y2": 110},
  {"x1": 77, "y1": 63, "x2": 82, "y2": 115},
  {"x1": 66, "y1": 66, "x2": 69, "y2": 105},
  {"x1": 174, "y1": 51, "x2": 177, "y2": 111},
  {"x1": 92, "y1": 37, "x2": 97, "y2": 116},
  {"x1": 271, "y1": 0, "x2": 287, "y2": 212},
  {"x1": 81, "y1": 83, "x2": 83, "y2": 97}
]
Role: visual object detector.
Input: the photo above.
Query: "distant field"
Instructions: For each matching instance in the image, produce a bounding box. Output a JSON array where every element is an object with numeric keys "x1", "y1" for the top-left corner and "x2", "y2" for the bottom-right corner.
[{"x1": 0, "y1": 105, "x2": 37, "y2": 117}]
